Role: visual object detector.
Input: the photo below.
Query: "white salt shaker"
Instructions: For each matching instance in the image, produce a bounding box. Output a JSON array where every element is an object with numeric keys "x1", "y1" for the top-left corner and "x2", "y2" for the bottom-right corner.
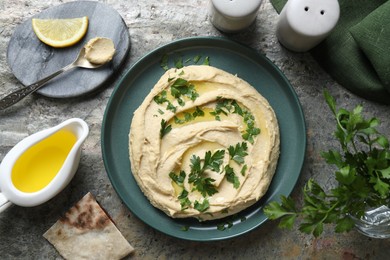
[
  {"x1": 210, "y1": 0, "x2": 263, "y2": 33},
  {"x1": 276, "y1": 0, "x2": 340, "y2": 52}
]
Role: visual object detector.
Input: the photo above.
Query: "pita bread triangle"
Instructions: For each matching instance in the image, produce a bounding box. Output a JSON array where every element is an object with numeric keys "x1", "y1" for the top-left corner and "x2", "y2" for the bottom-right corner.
[{"x1": 43, "y1": 192, "x2": 134, "y2": 259}]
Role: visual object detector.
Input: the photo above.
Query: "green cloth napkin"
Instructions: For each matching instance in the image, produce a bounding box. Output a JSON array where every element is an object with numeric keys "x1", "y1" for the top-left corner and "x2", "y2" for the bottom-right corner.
[{"x1": 270, "y1": 0, "x2": 390, "y2": 104}]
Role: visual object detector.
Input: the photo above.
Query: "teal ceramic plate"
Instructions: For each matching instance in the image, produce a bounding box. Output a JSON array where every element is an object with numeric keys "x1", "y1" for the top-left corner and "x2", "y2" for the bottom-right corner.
[{"x1": 101, "y1": 37, "x2": 306, "y2": 241}]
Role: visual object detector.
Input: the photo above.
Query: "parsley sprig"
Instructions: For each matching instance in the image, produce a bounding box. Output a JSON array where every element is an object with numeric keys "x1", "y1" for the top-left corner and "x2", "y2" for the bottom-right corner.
[
  {"x1": 225, "y1": 165, "x2": 240, "y2": 189},
  {"x1": 188, "y1": 150, "x2": 225, "y2": 197},
  {"x1": 228, "y1": 142, "x2": 248, "y2": 165},
  {"x1": 264, "y1": 91, "x2": 390, "y2": 237}
]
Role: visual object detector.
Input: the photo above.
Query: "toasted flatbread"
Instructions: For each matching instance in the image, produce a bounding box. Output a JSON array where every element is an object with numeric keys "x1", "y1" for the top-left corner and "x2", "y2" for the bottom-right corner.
[{"x1": 43, "y1": 192, "x2": 134, "y2": 260}]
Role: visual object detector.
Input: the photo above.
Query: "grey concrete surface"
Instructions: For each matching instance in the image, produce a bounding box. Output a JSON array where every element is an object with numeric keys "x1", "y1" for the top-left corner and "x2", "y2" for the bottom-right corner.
[{"x1": 1, "y1": 0, "x2": 390, "y2": 259}]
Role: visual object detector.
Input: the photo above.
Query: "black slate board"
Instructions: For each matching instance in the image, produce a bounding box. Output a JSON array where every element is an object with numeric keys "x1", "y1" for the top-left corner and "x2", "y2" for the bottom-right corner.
[{"x1": 7, "y1": 1, "x2": 130, "y2": 98}]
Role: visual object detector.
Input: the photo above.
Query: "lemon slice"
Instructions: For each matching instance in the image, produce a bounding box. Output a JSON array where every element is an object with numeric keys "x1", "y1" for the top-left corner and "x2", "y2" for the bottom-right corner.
[{"x1": 32, "y1": 16, "x2": 88, "y2": 48}]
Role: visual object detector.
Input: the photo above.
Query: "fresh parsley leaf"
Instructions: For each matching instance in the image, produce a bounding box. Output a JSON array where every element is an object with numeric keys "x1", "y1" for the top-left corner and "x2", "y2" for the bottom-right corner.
[
  {"x1": 170, "y1": 78, "x2": 199, "y2": 104},
  {"x1": 203, "y1": 150, "x2": 225, "y2": 173},
  {"x1": 263, "y1": 196, "x2": 297, "y2": 221},
  {"x1": 203, "y1": 56, "x2": 210, "y2": 65},
  {"x1": 169, "y1": 171, "x2": 192, "y2": 210},
  {"x1": 174, "y1": 56, "x2": 183, "y2": 69},
  {"x1": 173, "y1": 107, "x2": 205, "y2": 125},
  {"x1": 194, "y1": 199, "x2": 210, "y2": 212},
  {"x1": 160, "y1": 119, "x2": 172, "y2": 138},
  {"x1": 228, "y1": 142, "x2": 248, "y2": 165},
  {"x1": 242, "y1": 110, "x2": 261, "y2": 144},
  {"x1": 160, "y1": 54, "x2": 169, "y2": 71},
  {"x1": 240, "y1": 164, "x2": 248, "y2": 176},
  {"x1": 188, "y1": 150, "x2": 225, "y2": 197},
  {"x1": 193, "y1": 106, "x2": 205, "y2": 117},
  {"x1": 217, "y1": 223, "x2": 226, "y2": 231},
  {"x1": 181, "y1": 225, "x2": 190, "y2": 231},
  {"x1": 153, "y1": 90, "x2": 167, "y2": 104},
  {"x1": 178, "y1": 189, "x2": 192, "y2": 210},
  {"x1": 225, "y1": 165, "x2": 240, "y2": 189},
  {"x1": 169, "y1": 171, "x2": 186, "y2": 185},
  {"x1": 190, "y1": 174, "x2": 217, "y2": 197},
  {"x1": 335, "y1": 216, "x2": 355, "y2": 233},
  {"x1": 154, "y1": 90, "x2": 176, "y2": 112},
  {"x1": 193, "y1": 55, "x2": 201, "y2": 63}
]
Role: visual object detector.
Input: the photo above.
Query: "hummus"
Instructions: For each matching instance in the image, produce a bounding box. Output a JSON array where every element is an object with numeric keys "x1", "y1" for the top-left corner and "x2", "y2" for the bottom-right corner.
[
  {"x1": 84, "y1": 37, "x2": 115, "y2": 64},
  {"x1": 129, "y1": 65, "x2": 280, "y2": 221}
]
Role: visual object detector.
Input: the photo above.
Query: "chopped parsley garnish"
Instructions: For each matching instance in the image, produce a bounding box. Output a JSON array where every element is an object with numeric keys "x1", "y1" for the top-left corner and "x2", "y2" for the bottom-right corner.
[
  {"x1": 178, "y1": 189, "x2": 191, "y2": 210},
  {"x1": 228, "y1": 142, "x2": 248, "y2": 165},
  {"x1": 160, "y1": 119, "x2": 172, "y2": 138},
  {"x1": 153, "y1": 90, "x2": 167, "y2": 104},
  {"x1": 181, "y1": 225, "x2": 190, "y2": 231},
  {"x1": 203, "y1": 56, "x2": 210, "y2": 65},
  {"x1": 225, "y1": 165, "x2": 240, "y2": 189},
  {"x1": 210, "y1": 98, "x2": 233, "y2": 120},
  {"x1": 169, "y1": 170, "x2": 186, "y2": 185},
  {"x1": 170, "y1": 78, "x2": 199, "y2": 102},
  {"x1": 210, "y1": 99, "x2": 260, "y2": 144},
  {"x1": 153, "y1": 78, "x2": 199, "y2": 114},
  {"x1": 193, "y1": 106, "x2": 205, "y2": 117},
  {"x1": 160, "y1": 54, "x2": 169, "y2": 71},
  {"x1": 174, "y1": 107, "x2": 205, "y2": 124},
  {"x1": 240, "y1": 164, "x2": 248, "y2": 176},
  {"x1": 153, "y1": 90, "x2": 176, "y2": 112},
  {"x1": 217, "y1": 220, "x2": 234, "y2": 231},
  {"x1": 174, "y1": 56, "x2": 183, "y2": 69},
  {"x1": 189, "y1": 167, "x2": 217, "y2": 197},
  {"x1": 194, "y1": 199, "x2": 210, "y2": 212},
  {"x1": 160, "y1": 54, "x2": 210, "y2": 71},
  {"x1": 188, "y1": 150, "x2": 225, "y2": 197},
  {"x1": 170, "y1": 171, "x2": 192, "y2": 210},
  {"x1": 217, "y1": 223, "x2": 227, "y2": 231},
  {"x1": 242, "y1": 110, "x2": 261, "y2": 144},
  {"x1": 193, "y1": 55, "x2": 201, "y2": 64}
]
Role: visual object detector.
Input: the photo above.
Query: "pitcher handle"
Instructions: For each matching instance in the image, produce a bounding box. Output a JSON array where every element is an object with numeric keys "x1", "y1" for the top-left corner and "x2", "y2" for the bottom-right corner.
[{"x1": 0, "y1": 193, "x2": 12, "y2": 213}]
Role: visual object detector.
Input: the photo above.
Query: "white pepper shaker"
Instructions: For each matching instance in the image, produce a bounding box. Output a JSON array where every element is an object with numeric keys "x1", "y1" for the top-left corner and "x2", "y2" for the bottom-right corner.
[
  {"x1": 210, "y1": 0, "x2": 263, "y2": 33},
  {"x1": 276, "y1": 0, "x2": 340, "y2": 52}
]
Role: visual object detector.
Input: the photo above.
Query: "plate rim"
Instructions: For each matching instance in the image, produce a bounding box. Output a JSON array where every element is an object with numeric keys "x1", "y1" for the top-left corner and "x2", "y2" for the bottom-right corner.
[{"x1": 101, "y1": 36, "x2": 306, "y2": 241}]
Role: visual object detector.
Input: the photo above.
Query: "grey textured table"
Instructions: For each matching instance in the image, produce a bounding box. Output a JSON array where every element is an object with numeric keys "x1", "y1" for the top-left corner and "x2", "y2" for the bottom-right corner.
[{"x1": 1, "y1": 0, "x2": 389, "y2": 259}]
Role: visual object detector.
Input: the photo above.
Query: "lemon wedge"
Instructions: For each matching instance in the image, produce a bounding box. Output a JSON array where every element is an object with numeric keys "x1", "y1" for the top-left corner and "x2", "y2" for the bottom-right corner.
[{"x1": 32, "y1": 16, "x2": 88, "y2": 48}]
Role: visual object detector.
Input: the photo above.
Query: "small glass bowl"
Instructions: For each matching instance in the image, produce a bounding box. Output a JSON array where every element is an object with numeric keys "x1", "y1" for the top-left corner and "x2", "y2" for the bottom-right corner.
[{"x1": 350, "y1": 205, "x2": 390, "y2": 239}]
